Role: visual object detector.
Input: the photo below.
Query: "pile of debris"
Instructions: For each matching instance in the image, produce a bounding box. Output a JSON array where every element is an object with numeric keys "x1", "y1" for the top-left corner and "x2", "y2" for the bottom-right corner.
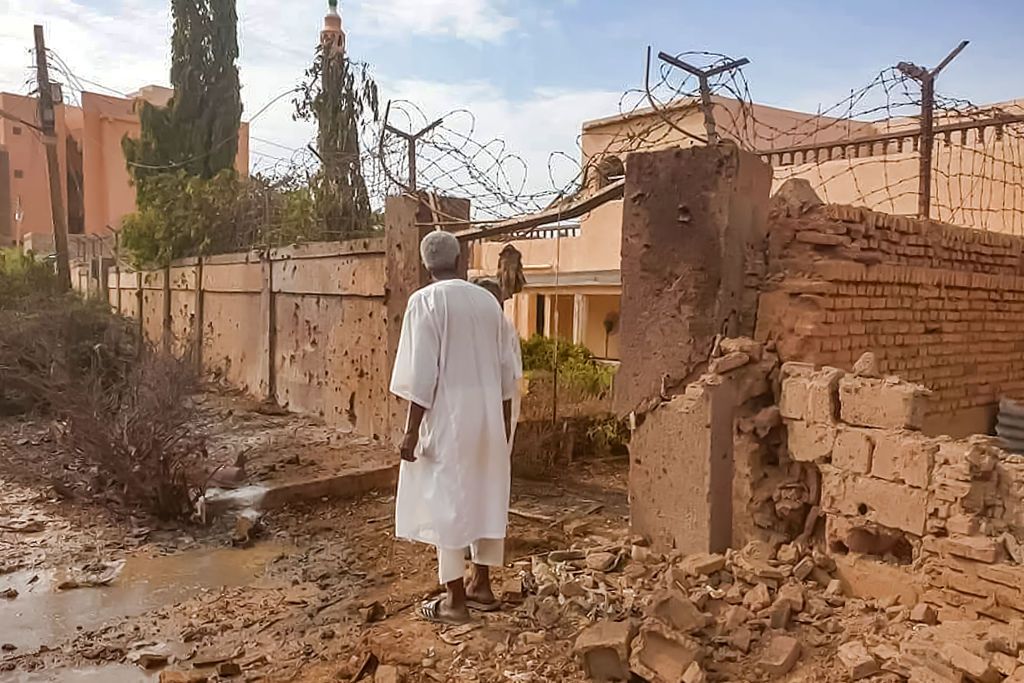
[{"x1": 551, "y1": 537, "x2": 1024, "y2": 682}]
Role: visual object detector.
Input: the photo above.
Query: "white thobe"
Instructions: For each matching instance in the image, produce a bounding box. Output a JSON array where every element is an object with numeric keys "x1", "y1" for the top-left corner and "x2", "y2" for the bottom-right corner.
[{"x1": 390, "y1": 279, "x2": 522, "y2": 550}]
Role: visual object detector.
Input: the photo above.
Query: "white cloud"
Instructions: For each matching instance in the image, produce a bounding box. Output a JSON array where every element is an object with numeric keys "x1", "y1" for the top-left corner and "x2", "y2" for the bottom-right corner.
[
  {"x1": 349, "y1": 0, "x2": 517, "y2": 43},
  {"x1": 0, "y1": 0, "x2": 621, "y2": 213}
]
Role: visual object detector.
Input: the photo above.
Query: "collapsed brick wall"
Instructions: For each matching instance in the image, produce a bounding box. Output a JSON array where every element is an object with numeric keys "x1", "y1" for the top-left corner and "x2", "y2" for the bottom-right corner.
[
  {"x1": 758, "y1": 191, "x2": 1024, "y2": 435},
  {"x1": 781, "y1": 358, "x2": 1024, "y2": 623}
]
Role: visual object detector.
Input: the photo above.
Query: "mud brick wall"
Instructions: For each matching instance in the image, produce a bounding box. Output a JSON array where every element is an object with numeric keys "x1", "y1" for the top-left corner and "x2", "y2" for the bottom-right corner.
[
  {"x1": 781, "y1": 361, "x2": 1024, "y2": 622},
  {"x1": 758, "y1": 201, "x2": 1024, "y2": 436}
]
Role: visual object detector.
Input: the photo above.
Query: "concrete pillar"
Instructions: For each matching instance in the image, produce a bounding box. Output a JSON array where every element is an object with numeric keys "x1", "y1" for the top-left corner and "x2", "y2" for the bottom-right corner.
[
  {"x1": 616, "y1": 144, "x2": 771, "y2": 555},
  {"x1": 572, "y1": 293, "x2": 588, "y2": 346},
  {"x1": 615, "y1": 144, "x2": 771, "y2": 417},
  {"x1": 630, "y1": 377, "x2": 737, "y2": 554},
  {"x1": 384, "y1": 193, "x2": 470, "y2": 443}
]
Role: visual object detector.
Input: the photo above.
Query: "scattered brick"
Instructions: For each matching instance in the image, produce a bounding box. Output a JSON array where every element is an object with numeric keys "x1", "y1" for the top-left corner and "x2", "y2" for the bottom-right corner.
[
  {"x1": 837, "y1": 641, "x2": 880, "y2": 681},
  {"x1": 574, "y1": 620, "x2": 637, "y2": 682},
  {"x1": 909, "y1": 603, "x2": 938, "y2": 625},
  {"x1": 760, "y1": 636, "x2": 801, "y2": 676},
  {"x1": 648, "y1": 591, "x2": 706, "y2": 634},
  {"x1": 678, "y1": 553, "x2": 726, "y2": 577},
  {"x1": 709, "y1": 351, "x2": 751, "y2": 374}
]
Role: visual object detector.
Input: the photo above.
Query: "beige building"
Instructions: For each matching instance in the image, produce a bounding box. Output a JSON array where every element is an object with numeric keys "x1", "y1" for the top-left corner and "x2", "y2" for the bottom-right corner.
[
  {"x1": 0, "y1": 86, "x2": 250, "y2": 248},
  {"x1": 473, "y1": 95, "x2": 1024, "y2": 360}
]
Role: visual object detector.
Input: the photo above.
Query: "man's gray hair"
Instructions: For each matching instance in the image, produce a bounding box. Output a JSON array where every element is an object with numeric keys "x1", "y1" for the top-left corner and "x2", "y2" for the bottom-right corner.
[{"x1": 420, "y1": 230, "x2": 461, "y2": 272}]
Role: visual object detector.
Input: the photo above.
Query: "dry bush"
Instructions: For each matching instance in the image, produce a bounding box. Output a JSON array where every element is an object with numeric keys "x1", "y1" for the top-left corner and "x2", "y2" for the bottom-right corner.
[
  {"x1": 0, "y1": 297, "x2": 137, "y2": 414},
  {"x1": 59, "y1": 350, "x2": 208, "y2": 520}
]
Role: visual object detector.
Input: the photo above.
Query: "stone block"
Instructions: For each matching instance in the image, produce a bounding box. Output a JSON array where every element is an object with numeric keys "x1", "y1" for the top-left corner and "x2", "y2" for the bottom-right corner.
[
  {"x1": 760, "y1": 636, "x2": 800, "y2": 676},
  {"x1": 629, "y1": 381, "x2": 735, "y2": 555},
  {"x1": 839, "y1": 376, "x2": 930, "y2": 430},
  {"x1": 944, "y1": 536, "x2": 1003, "y2": 564},
  {"x1": 374, "y1": 665, "x2": 401, "y2": 683},
  {"x1": 832, "y1": 426, "x2": 875, "y2": 474},
  {"x1": 820, "y1": 467, "x2": 929, "y2": 536},
  {"x1": 806, "y1": 367, "x2": 844, "y2": 422},
  {"x1": 787, "y1": 420, "x2": 836, "y2": 462},
  {"x1": 574, "y1": 620, "x2": 638, "y2": 682},
  {"x1": 872, "y1": 431, "x2": 935, "y2": 489},
  {"x1": 677, "y1": 553, "x2": 726, "y2": 577},
  {"x1": 838, "y1": 641, "x2": 880, "y2": 680},
  {"x1": 647, "y1": 591, "x2": 706, "y2": 634},
  {"x1": 719, "y1": 337, "x2": 763, "y2": 361},
  {"x1": 910, "y1": 603, "x2": 938, "y2": 625},
  {"x1": 629, "y1": 622, "x2": 704, "y2": 683},
  {"x1": 779, "y1": 375, "x2": 811, "y2": 421},
  {"x1": 945, "y1": 643, "x2": 999, "y2": 683},
  {"x1": 709, "y1": 351, "x2": 750, "y2": 374},
  {"x1": 682, "y1": 662, "x2": 707, "y2": 683}
]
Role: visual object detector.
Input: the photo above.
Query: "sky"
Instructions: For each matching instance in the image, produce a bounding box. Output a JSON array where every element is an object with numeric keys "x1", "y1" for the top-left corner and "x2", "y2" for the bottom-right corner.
[{"x1": 2, "y1": 0, "x2": 1023, "y2": 197}]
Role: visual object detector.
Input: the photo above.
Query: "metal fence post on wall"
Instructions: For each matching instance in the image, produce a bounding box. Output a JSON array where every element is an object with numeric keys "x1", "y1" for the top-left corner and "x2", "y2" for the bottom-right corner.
[
  {"x1": 162, "y1": 264, "x2": 172, "y2": 354},
  {"x1": 193, "y1": 257, "x2": 205, "y2": 372},
  {"x1": 897, "y1": 40, "x2": 969, "y2": 219},
  {"x1": 260, "y1": 250, "x2": 277, "y2": 402},
  {"x1": 136, "y1": 272, "x2": 144, "y2": 353}
]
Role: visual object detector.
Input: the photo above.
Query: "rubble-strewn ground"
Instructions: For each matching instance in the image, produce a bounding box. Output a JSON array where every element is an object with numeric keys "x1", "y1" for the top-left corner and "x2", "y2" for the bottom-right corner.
[{"x1": 3, "y1": 390, "x2": 1001, "y2": 683}]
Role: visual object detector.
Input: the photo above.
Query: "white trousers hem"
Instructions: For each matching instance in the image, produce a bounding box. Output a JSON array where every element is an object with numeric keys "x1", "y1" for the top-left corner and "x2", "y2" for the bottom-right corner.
[{"x1": 437, "y1": 537, "x2": 504, "y2": 585}]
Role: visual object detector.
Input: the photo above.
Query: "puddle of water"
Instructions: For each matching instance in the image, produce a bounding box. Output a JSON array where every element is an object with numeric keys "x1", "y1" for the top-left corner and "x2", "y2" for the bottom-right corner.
[
  {"x1": 0, "y1": 543, "x2": 285, "y2": 653},
  {"x1": 0, "y1": 664, "x2": 153, "y2": 683}
]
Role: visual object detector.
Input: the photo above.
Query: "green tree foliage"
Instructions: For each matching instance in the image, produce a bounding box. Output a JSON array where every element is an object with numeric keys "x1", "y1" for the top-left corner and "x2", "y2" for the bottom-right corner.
[
  {"x1": 123, "y1": 0, "x2": 242, "y2": 182},
  {"x1": 120, "y1": 0, "x2": 242, "y2": 265},
  {"x1": 295, "y1": 39, "x2": 380, "y2": 236}
]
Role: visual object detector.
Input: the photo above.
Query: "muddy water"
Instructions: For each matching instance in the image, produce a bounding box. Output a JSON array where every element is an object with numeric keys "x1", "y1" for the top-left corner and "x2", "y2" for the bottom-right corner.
[{"x1": 0, "y1": 544, "x2": 285, "y2": 653}]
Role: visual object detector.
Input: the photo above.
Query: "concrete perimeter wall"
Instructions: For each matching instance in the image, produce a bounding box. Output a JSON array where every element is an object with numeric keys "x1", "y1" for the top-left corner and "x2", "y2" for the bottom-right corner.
[
  {"x1": 758, "y1": 197, "x2": 1024, "y2": 436},
  {"x1": 109, "y1": 239, "x2": 391, "y2": 438}
]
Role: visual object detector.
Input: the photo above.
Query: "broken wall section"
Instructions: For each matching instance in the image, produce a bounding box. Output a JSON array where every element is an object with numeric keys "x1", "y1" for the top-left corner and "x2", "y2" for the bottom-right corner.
[
  {"x1": 630, "y1": 339, "x2": 811, "y2": 556},
  {"x1": 781, "y1": 356, "x2": 1024, "y2": 622},
  {"x1": 615, "y1": 145, "x2": 771, "y2": 417},
  {"x1": 759, "y1": 193, "x2": 1024, "y2": 436}
]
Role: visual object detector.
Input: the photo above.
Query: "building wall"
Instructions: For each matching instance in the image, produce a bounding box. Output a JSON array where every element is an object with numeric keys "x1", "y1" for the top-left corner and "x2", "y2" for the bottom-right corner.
[
  {"x1": 758, "y1": 201, "x2": 1024, "y2": 436},
  {"x1": 108, "y1": 239, "x2": 391, "y2": 438},
  {"x1": 0, "y1": 93, "x2": 70, "y2": 245},
  {"x1": 0, "y1": 89, "x2": 250, "y2": 246}
]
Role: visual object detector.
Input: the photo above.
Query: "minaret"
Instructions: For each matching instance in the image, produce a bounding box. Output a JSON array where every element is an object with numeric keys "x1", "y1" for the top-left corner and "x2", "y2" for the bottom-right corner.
[{"x1": 321, "y1": 0, "x2": 346, "y2": 55}]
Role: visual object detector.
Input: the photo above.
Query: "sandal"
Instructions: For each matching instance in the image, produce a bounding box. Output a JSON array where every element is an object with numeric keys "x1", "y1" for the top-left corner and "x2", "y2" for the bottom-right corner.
[
  {"x1": 466, "y1": 598, "x2": 501, "y2": 613},
  {"x1": 418, "y1": 596, "x2": 471, "y2": 625}
]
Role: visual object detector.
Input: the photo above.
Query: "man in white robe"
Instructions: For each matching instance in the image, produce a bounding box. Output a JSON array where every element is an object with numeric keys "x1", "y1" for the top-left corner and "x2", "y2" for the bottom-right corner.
[{"x1": 390, "y1": 231, "x2": 522, "y2": 625}]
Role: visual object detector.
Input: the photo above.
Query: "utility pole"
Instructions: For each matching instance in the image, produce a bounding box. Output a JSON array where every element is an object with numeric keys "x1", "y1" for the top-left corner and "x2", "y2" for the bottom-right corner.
[
  {"x1": 658, "y1": 51, "x2": 750, "y2": 144},
  {"x1": 897, "y1": 40, "x2": 969, "y2": 220},
  {"x1": 383, "y1": 104, "x2": 444, "y2": 192},
  {"x1": 34, "y1": 25, "x2": 71, "y2": 290}
]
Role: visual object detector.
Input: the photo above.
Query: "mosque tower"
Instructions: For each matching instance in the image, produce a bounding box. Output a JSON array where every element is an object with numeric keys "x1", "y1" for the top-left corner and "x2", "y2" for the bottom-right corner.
[{"x1": 321, "y1": 0, "x2": 346, "y2": 55}]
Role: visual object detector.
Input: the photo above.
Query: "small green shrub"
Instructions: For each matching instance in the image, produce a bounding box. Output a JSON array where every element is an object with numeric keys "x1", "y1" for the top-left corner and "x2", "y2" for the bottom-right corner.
[
  {"x1": 520, "y1": 335, "x2": 616, "y2": 398},
  {"x1": 0, "y1": 249, "x2": 58, "y2": 310}
]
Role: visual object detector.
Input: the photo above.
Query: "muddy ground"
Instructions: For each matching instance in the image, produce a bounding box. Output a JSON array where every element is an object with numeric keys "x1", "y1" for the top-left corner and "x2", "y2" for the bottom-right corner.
[{"x1": 0, "y1": 391, "x2": 631, "y2": 682}]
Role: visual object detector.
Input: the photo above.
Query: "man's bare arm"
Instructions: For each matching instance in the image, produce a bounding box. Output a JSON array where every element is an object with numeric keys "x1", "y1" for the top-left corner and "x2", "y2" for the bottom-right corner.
[{"x1": 400, "y1": 402, "x2": 427, "y2": 462}]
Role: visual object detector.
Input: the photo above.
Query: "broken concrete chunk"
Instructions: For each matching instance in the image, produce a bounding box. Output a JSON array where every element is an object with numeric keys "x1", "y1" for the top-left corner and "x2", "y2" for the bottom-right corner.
[
  {"x1": 769, "y1": 600, "x2": 791, "y2": 629},
  {"x1": 647, "y1": 591, "x2": 706, "y2": 634},
  {"x1": 159, "y1": 672, "x2": 208, "y2": 683},
  {"x1": 838, "y1": 641, "x2": 880, "y2": 681},
  {"x1": 728, "y1": 626, "x2": 753, "y2": 654},
  {"x1": 909, "y1": 603, "x2": 938, "y2": 625},
  {"x1": 677, "y1": 553, "x2": 726, "y2": 577},
  {"x1": 719, "y1": 337, "x2": 763, "y2": 362},
  {"x1": 945, "y1": 643, "x2": 999, "y2": 683},
  {"x1": 776, "y1": 582, "x2": 805, "y2": 612},
  {"x1": 681, "y1": 661, "x2": 707, "y2": 683},
  {"x1": 574, "y1": 620, "x2": 638, "y2": 682},
  {"x1": 586, "y1": 552, "x2": 619, "y2": 573},
  {"x1": 853, "y1": 351, "x2": 880, "y2": 378},
  {"x1": 374, "y1": 664, "x2": 401, "y2": 683},
  {"x1": 629, "y1": 623, "x2": 704, "y2": 683},
  {"x1": 719, "y1": 605, "x2": 751, "y2": 634},
  {"x1": 793, "y1": 557, "x2": 815, "y2": 581},
  {"x1": 742, "y1": 583, "x2": 772, "y2": 612},
  {"x1": 709, "y1": 351, "x2": 751, "y2": 375},
  {"x1": 760, "y1": 636, "x2": 801, "y2": 676}
]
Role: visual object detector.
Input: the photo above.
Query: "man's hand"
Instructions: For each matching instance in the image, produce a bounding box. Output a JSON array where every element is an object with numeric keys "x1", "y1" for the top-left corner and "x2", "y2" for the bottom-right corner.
[{"x1": 400, "y1": 431, "x2": 419, "y2": 462}]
